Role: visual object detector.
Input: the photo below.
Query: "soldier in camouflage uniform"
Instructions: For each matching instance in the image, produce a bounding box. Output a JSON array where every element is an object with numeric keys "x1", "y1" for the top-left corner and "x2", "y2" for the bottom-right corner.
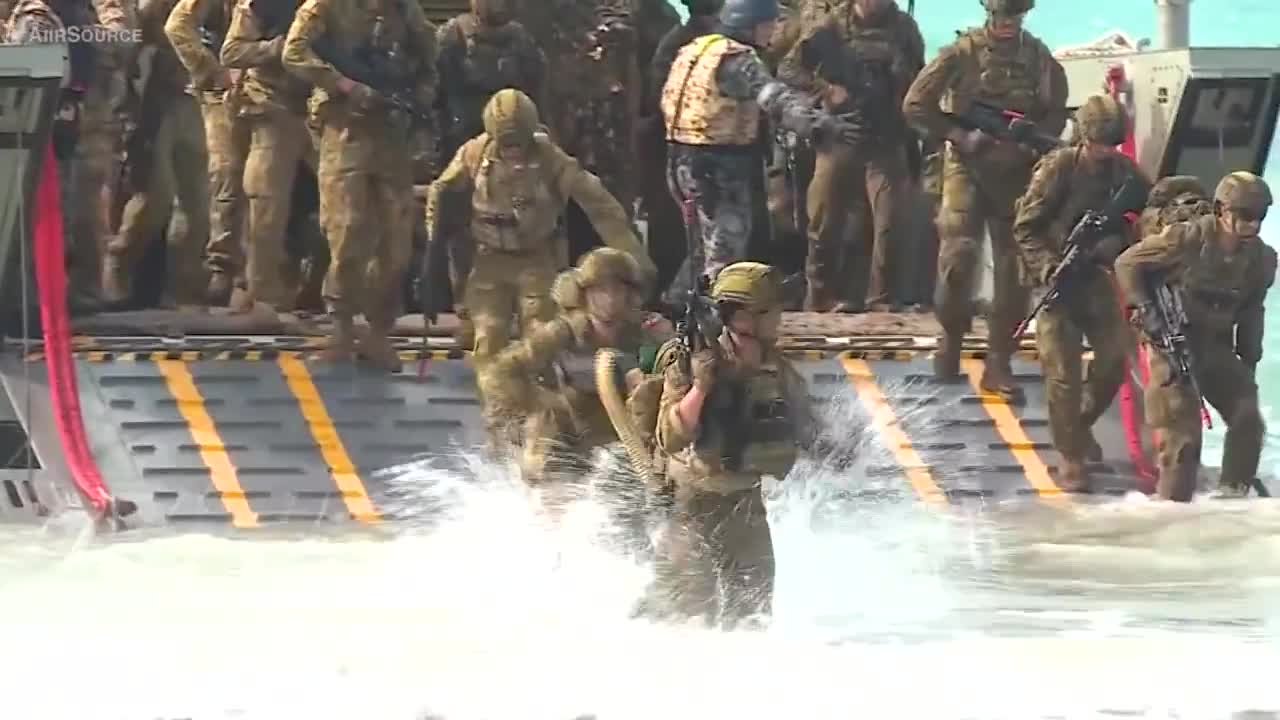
[
  {"x1": 104, "y1": 0, "x2": 212, "y2": 307},
  {"x1": 902, "y1": 0, "x2": 1067, "y2": 397},
  {"x1": 425, "y1": 89, "x2": 656, "y2": 372},
  {"x1": 433, "y1": 0, "x2": 543, "y2": 341},
  {"x1": 642, "y1": 261, "x2": 818, "y2": 627},
  {"x1": 1012, "y1": 96, "x2": 1149, "y2": 493},
  {"x1": 660, "y1": 0, "x2": 857, "y2": 301},
  {"x1": 515, "y1": 0, "x2": 640, "y2": 262},
  {"x1": 479, "y1": 248, "x2": 667, "y2": 505},
  {"x1": 1115, "y1": 172, "x2": 1276, "y2": 502},
  {"x1": 166, "y1": 0, "x2": 249, "y2": 305},
  {"x1": 283, "y1": 0, "x2": 438, "y2": 370},
  {"x1": 221, "y1": 0, "x2": 327, "y2": 313},
  {"x1": 781, "y1": 0, "x2": 923, "y2": 313}
]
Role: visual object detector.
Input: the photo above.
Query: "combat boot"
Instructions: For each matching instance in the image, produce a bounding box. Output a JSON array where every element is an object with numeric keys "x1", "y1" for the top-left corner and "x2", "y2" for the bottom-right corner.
[
  {"x1": 932, "y1": 333, "x2": 961, "y2": 380},
  {"x1": 100, "y1": 255, "x2": 131, "y2": 306},
  {"x1": 316, "y1": 313, "x2": 355, "y2": 363},
  {"x1": 206, "y1": 270, "x2": 234, "y2": 306},
  {"x1": 1156, "y1": 460, "x2": 1199, "y2": 502},
  {"x1": 980, "y1": 356, "x2": 1023, "y2": 401},
  {"x1": 358, "y1": 299, "x2": 403, "y2": 373},
  {"x1": 1058, "y1": 459, "x2": 1092, "y2": 494}
]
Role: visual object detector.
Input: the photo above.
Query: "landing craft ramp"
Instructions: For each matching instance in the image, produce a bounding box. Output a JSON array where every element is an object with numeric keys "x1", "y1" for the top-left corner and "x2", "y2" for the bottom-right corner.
[{"x1": 1, "y1": 317, "x2": 1147, "y2": 528}]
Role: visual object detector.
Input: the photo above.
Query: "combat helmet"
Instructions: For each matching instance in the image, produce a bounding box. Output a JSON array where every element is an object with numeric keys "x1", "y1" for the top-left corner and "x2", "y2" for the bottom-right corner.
[
  {"x1": 483, "y1": 88, "x2": 539, "y2": 147},
  {"x1": 1213, "y1": 171, "x2": 1273, "y2": 217},
  {"x1": 711, "y1": 261, "x2": 782, "y2": 310},
  {"x1": 470, "y1": 0, "x2": 511, "y2": 25},
  {"x1": 719, "y1": 0, "x2": 780, "y2": 34},
  {"x1": 1075, "y1": 95, "x2": 1127, "y2": 146},
  {"x1": 981, "y1": 0, "x2": 1033, "y2": 13},
  {"x1": 576, "y1": 247, "x2": 647, "y2": 291}
]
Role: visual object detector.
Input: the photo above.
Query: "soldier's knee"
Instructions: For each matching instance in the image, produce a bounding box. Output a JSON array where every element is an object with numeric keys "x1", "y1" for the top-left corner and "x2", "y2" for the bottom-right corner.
[{"x1": 1229, "y1": 400, "x2": 1265, "y2": 438}]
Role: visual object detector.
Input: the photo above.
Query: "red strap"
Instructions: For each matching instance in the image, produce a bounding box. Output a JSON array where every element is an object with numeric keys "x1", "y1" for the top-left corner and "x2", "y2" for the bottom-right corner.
[{"x1": 33, "y1": 141, "x2": 112, "y2": 515}]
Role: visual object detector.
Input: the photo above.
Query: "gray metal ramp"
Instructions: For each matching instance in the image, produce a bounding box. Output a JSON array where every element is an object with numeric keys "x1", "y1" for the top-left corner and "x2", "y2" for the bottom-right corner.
[{"x1": 5, "y1": 341, "x2": 1149, "y2": 527}]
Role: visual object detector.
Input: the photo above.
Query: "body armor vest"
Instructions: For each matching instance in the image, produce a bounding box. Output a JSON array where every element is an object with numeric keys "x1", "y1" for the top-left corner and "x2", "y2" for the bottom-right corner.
[
  {"x1": 458, "y1": 15, "x2": 526, "y2": 94},
  {"x1": 839, "y1": 22, "x2": 900, "y2": 134},
  {"x1": 947, "y1": 28, "x2": 1053, "y2": 119},
  {"x1": 470, "y1": 139, "x2": 560, "y2": 253},
  {"x1": 1181, "y1": 216, "x2": 1260, "y2": 334},
  {"x1": 1051, "y1": 150, "x2": 1133, "y2": 255},
  {"x1": 661, "y1": 33, "x2": 760, "y2": 146},
  {"x1": 696, "y1": 360, "x2": 799, "y2": 479}
]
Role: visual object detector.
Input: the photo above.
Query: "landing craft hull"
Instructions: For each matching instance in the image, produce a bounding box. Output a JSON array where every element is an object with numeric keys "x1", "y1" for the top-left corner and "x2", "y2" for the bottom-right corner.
[{"x1": 1, "y1": 320, "x2": 1152, "y2": 527}]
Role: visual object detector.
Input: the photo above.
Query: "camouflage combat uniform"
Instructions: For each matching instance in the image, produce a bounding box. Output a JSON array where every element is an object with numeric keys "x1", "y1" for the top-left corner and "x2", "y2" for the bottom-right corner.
[
  {"x1": 425, "y1": 89, "x2": 655, "y2": 366},
  {"x1": 1114, "y1": 173, "x2": 1276, "y2": 501},
  {"x1": 1012, "y1": 97, "x2": 1149, "y2": 491},
  {"x1": 659, "y1": 2, "x2": 848, "y2": 300},
  {"x1": 901, "y1": 1, "x2": 1068, "y2": 393},
  {"x1": 515, "y1": 0, "x2": 640, "y2": 220},
  {"x1": 781, "y1": 0, "x2": 923, "y2": 311},
  {"x1": 283, "y1": 0, "x2": 437, "y2": 369},
  {"x1": 221, "y1": 0, "x2": 325, "y2": 310},
  {"x1": 165, "y1": 0, "x2": 249, "y2": 303},
  {"x1": 105, "y1": 0, "x2": 212, "y2": 306},
  {"x1": 479, "y1": 248, "x2": 657, "y2": 487},
  {"x1": 643, "y1": 262, "x2": 817, "y2": 627}
]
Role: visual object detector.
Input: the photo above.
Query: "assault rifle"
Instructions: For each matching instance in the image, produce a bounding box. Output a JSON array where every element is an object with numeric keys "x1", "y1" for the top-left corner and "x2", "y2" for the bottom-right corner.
[
  {"x1": 199, "y1": 26, "x2": 222, "y2": 53},
  {"x1": 944, "y1": 100, "x2": 1063, "y2": 155},
  {"x1": 310, "y1": 36, "x2": 432, "y2": 125},
  {"x1": 775, "y1": 127, "x2": 804, "y2": 234},
  {"x1": 1013, "y1": 174, "x2": 1148, "y2": 339},
  {"x1": 1149, "y1": 283, "x2": 1211, "y2": 427}
]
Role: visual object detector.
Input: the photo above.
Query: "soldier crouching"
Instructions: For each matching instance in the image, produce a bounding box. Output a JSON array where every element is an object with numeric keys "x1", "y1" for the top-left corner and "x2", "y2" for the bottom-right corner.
[
  {"x1": 478, "y1": 248, "x2": 669, "y2": 514},
  {"x1": 641, "y1": 262, "x2": 818, "y2": 628},
  {"x1": 1115, "y1": 172, "x2": 1275, "y2": 502}
]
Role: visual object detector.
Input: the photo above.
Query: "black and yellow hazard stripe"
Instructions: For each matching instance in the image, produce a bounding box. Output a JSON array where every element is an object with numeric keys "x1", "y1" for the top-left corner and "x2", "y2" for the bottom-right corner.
[{"x1": 960, "y1": 358, "x2": 1063, "y2": 498}]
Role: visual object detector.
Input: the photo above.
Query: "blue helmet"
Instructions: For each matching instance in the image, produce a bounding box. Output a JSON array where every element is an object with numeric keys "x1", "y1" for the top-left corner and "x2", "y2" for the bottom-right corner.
[{"x1": 719, "y1": 0, "x2": 780, "y2": 33}]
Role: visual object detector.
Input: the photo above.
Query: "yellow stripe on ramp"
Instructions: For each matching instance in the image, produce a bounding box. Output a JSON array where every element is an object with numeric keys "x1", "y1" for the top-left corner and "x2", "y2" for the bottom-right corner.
[
  {"x1": 156, "y1": 360, "x2": 260, "y2": 528},
  {"x1": 840, "y1": 355, "x2": 947, "y2": 504},
  {"x1": 960, "y1": 358, "x2": 1062, "y2": 497},
  {"x1": 277, "y1": 354, "x2": 380, "y2": 523}
]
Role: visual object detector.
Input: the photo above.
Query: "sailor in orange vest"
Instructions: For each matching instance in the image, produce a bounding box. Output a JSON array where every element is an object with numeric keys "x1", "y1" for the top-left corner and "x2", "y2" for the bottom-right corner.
[{"x1": 659, "y1": 0, "x2": 857, "y2": 304}]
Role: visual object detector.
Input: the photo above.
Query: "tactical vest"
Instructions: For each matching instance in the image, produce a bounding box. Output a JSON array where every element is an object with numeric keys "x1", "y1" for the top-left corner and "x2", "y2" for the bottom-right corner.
[
  {"x1": 470, "y1": 139, "x2": 560, "y2": 253},
  {"x1": 457, "y1": 15, "x2": 527, "y2": 94},
  {"x1": 1180, "y1": 215, "x2": 1263, "y2": 334},
  {"x1": 947, "y1": 28, "x2": 1054, "y2": 120},
  {"x1": 661, "y1": 33, "x2": 760, "y2": 146},
  {"x1": 692, "y1": 359, "x2": 799, "y2": 482},
  {"x1": 1050, "y1": 149, "x2": 1134, "y2": 253}
]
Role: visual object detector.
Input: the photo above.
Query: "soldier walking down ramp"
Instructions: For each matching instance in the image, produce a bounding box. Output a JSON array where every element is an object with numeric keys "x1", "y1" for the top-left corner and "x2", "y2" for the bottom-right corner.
[
  {"x1": 425, "y1": 89, "x2": 655, "y2": 371},
  {"x1": 642, "y1": 262, "x2": 818, "y2": 628},
  {"x1": 782, "y1": 0, "x2": 924, "y2": 312},
  {"x1": 283, "y1": 0, "x2": 438, "y2": 370},
  {"x1": 166, "y1": 0, "x2": 249, "y2": 306},
  {"x1": 1012, "y1": 96, "x2": 1148, "y2": 493},
  {"x1": 479, "y1": 248, "x2": 667, "y2": 513},
  {"x1": 1114, "y1": 172, "x2": 1276, "y2": 502},
  {"x1": 902, "y1": 0, "x2": 1067, "y2": 398},
  {"x1": 221, "y1": 0, "x2": 322, "y2": 312},
  {"x1": 660, "y1": 0, "x2": 859, "y2": 302}
]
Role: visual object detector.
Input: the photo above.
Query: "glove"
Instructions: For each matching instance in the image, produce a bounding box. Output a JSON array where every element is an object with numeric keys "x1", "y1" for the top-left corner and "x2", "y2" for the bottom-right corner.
[
  {"x1": 813, "y1": 112, "x2": 862, "y2": 147},
  {"x1": 690, "y1": 348, "x2": 717, "y2": 392},
  {"x1": 948, "y1": 128, "x2": 991, "y2": 155},
  {"x1": 1131, "y1": 302, "x2": 1164, "y2": 340}
]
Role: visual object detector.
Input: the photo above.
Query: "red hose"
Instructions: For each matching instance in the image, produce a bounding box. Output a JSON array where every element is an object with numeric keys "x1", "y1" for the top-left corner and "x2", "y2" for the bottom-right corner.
[{"x1": 32, "y1": 140, "x2": 112, "y2": 516}]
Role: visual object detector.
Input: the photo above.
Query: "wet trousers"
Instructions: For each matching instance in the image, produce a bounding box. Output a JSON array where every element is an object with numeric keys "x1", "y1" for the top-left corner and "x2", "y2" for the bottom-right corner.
[
  {"x1": 464, "y1": 247, "x2": 558, "y2": 362},
  {"x1": 1144, "y1": 338, "x2": 1265, "y2": 501},
  {"x1": 667, "y1": 146, "x2": 758, "y2": 296},
  {"x1": 1034, "y1": 271, "x2": 1133, "y2": 461}
]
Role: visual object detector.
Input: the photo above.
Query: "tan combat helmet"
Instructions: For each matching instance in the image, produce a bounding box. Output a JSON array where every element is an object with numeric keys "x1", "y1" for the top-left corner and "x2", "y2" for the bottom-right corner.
[
  {"x1": 576, "y1": 247, "x2": 647, "y2": 291},
  {"x1": 482, "y1": 88, "x2": 539, "y2": 147},
  {"x1": 471, "y1": 0, "x2": 511, "y2": 24},
  {"x1": 1214, "y1": 171, "x2": 1273, "y2": 217},
  {"x1": 982, "y1": 0, "x2": 1033, "y2": 13},
  {"x1": 1075, "y1": 95, "x2": 1127, "y2": 146},
  {"x1": 711, "y1": 261, "x2": 782, "y2": 310},
  {"x1": 1143, "y1": 175, "x2": 1210, "y2": 235}
]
